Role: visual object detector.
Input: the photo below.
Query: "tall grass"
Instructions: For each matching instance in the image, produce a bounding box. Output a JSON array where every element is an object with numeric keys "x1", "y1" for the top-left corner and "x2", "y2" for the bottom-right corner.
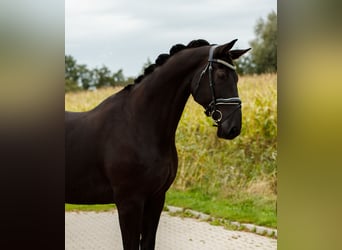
[{"x1": 174, "y1": 74, "x2": 277, "y2": 200}]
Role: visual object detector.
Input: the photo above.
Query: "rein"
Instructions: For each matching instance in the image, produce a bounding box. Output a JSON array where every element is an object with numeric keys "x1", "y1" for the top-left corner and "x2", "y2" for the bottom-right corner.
[{"x1": 194, "y1": 45, "x2": 242, "y2": 124}]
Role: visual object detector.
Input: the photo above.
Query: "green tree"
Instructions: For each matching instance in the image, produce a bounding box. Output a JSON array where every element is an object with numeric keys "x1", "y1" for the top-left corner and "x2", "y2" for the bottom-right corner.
[
  {"x1": 236, "y1": 56, "x2": 254, "y2": 75},
  {"x1": 93, "y1": 66, "x2": 115, "y2": 88},
  {"x1": 113, "y1": 69, "x2": 125, "y2": 85},
  {"x1": 236, "y1": 11, "x2": 277, "y2": 74},
  {"x1": 250, "y1": 11, "x2": 277, "y2": 74},
  {"x1": 65, "y1": 55, "x2": 82, "y2": 92},
  {"x1": 77, "y1": 64, "x2": 94, "y2": 90},
  {"x1": 65, "y1": 55, "x2": 130, "y2": 91}
]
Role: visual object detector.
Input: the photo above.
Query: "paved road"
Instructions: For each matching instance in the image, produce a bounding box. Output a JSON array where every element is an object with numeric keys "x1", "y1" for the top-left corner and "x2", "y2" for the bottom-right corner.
[{"x1": 65, "y1": 211, "x2": 277, "y2": 250}]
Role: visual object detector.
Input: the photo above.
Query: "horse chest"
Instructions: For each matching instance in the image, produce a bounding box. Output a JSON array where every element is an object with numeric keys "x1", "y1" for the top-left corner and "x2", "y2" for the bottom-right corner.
[{"x1": 104, "y1": 142, "x2": 177, "y2": 185}]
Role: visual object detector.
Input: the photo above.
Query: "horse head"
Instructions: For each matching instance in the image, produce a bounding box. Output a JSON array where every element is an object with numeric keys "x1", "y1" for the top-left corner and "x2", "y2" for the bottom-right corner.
[{"x1": 191, "y1": 39, "x2": 250, "y2": 139}]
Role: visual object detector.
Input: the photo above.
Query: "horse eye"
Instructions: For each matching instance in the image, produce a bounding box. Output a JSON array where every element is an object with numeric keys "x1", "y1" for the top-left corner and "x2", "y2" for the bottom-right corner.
[{"x1": 216, "y1": 71, "x2": 227, "y2": 80}]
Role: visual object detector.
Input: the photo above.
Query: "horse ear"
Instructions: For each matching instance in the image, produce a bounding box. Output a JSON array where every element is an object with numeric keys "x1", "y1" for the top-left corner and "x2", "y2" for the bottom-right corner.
[
  {"x1": 230, "y1": 48, "x2": 251, "y2": 60},
  {"x1": 215, "y1": 39, "x2": 238, "y2": 55}
]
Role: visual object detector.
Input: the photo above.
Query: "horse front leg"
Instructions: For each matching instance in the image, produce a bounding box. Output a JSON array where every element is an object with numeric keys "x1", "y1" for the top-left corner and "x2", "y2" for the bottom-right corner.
[
  {"x1": 116, "y1": 198, "x2": 144, "y2": 250},
  {"x1": 140, "y1": 193, "x2": 165, "y2": 250}
]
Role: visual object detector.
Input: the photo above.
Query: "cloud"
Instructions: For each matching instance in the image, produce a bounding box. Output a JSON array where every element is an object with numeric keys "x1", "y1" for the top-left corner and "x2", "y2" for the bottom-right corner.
[{"x1": 65, "y1": 0, "x2": 276, "y2": 76}]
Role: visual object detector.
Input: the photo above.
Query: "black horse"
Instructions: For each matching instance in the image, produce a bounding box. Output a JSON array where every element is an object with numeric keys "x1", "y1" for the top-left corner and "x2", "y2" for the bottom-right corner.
[{"x1": 66, "y1": 39, "x2": 250, "y2": 250}]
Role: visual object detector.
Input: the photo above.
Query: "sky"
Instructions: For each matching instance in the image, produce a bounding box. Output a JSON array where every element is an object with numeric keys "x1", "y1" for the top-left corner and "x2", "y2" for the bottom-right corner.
[{"x1": 65, "y1": 0, "x2": 277, "y2": 77}]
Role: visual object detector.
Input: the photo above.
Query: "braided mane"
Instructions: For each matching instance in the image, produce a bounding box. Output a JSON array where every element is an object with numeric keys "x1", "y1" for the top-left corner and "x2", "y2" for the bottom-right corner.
[{"x1": 133, "y1": 39, "x2": 210, "y2": 85}]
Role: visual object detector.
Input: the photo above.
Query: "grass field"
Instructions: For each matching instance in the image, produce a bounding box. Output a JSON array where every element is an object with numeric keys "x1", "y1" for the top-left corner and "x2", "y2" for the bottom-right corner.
[{"x1": 65, "y1": 73, "x2": 277, "y2": 228}]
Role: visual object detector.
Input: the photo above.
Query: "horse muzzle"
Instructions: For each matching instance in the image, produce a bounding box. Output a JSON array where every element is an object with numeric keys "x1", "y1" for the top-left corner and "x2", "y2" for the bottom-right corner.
[
  {"x1": 217, "y1": 124, "x2": 241, "y2": 139},
  {"x1": 216, "y1": 108, "x2": 242, "y2": 140}
]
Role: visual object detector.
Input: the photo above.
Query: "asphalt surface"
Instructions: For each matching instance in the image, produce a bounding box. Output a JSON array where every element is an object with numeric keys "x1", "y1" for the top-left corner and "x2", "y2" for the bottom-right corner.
[{"x1": 65, "y1": 210, "x2": 277, "y2": 250}]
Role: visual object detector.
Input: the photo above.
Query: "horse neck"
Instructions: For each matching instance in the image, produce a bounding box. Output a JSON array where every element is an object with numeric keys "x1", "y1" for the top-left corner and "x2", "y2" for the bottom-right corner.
[{"x1": 131, "y1": 48, "x2": 207, "y2": 144}]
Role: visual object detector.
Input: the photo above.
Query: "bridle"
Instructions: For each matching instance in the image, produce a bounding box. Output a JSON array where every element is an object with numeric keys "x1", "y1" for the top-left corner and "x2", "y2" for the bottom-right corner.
[{"x1": 194, "y1": 45, "x2": 242, "y2": 124}]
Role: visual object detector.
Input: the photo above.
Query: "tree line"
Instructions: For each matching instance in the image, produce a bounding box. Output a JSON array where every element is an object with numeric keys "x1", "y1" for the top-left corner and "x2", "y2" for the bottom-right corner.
[
  {"x1": 66, "y1": 11, "x2": 276, "y2": 92},
  {"x1": 236, "y1": 11, "x2": 277, "y2": 75},
  {"x1": 65, "y1": 55, "x2": 134, "y2": 92}
]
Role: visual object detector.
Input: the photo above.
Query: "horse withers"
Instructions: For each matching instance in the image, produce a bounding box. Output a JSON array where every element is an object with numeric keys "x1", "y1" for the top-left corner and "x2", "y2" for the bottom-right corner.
[{"x1": 65, "y1": 39, "x2": 250, "y2": 250}]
